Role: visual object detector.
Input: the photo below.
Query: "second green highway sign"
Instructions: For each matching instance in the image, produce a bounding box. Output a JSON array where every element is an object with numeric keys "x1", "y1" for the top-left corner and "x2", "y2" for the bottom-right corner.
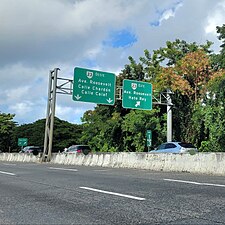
[
  {"x1": 18, "y1": 138, "x2": 28, "y2": 147},
  {"x1": 73, "y1": 67, "x2": 116, "y2": 105},
  {"x1": 122, "y1": 79, "x2": 152, "y2": 110}
]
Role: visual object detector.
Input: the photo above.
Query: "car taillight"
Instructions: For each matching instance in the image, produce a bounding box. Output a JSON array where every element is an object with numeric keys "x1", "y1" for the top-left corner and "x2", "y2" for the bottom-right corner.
[{"x1": 77, "y1": 149, "x2": 82, "y2": 153}]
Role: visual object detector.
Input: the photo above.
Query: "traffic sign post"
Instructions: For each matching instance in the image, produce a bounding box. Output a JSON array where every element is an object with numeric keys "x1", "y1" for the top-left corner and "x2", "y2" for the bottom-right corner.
[
  {"x1": 122, "y1": 79, "x2": 152, "y2": 110},
  {"x1": 18, "y1": 138, "x2": 28, "y2": 147},
  {"x1": 146, "y1": 130, "x2": 152, "y2": 151},
  {"x1": 73, "y1": 67, "x2": 116, "y2": 105}
]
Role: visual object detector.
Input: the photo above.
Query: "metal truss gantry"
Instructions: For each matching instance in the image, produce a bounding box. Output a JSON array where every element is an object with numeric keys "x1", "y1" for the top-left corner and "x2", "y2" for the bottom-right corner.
[{"x1": 42, "y1": 69, "x2": 173, "y2": 161}]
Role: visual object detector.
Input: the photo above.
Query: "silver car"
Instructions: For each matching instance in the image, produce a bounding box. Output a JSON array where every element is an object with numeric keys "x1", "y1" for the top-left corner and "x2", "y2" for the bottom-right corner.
[
  {"x1": 63, "y1": 145, "x2": 91, "y2": 155},
  {"x1": 151, "y1": 142, "x2": 198, "y2": 154}
]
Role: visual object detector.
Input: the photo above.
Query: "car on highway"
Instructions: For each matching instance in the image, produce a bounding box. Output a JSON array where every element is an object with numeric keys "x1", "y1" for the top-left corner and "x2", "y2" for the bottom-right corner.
[
  {"x1": 150, "y1": 142, "x2": 198, "y2": 154},
  {"x1": 19, "y1": 146, "x2": 43, "y2": 155},
  {"x1": 63, "y1": 145, "x2": 91, "y2": 155}
]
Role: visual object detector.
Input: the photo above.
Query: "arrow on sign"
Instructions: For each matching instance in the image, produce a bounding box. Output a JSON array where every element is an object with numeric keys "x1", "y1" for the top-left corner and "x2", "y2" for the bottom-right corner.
[
  {"x1": 74, "y1": 95, "x2": 82, "y2": 100},
  {"x1": 107, "y1": 98, "x2": 113, "y2": 104},
  {"x1": 135, "y1": 101, "x2": 140, "y2": 107}
]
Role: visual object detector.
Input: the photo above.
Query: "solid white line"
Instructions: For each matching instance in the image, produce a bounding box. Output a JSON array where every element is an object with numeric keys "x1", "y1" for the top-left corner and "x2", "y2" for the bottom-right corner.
[
  {"x1": 164, "y1": 179, "x2": 225, "y2": 188},
  {"x1": 48, "y1": 167, "x2": 78, "y2": 172},
  {"x1": 0, "y1": 171, "x2": 16, "y2": 176},
  {"x1": 80, "y1": 186, "x2": 146, "y2": 201}
]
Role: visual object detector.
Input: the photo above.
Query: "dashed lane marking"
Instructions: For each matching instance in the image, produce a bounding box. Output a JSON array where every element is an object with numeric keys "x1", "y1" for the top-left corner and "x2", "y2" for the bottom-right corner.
[
  {"x1": 164, "y1": 179, "x2": 225, "y2": 188},
  {"x1": 80, "y1": 186, "x2": 146, "y2": 201},
  {"x1": 48, "y1": 167, "x2": 78, "y2": 172},
  {"x1": 0, "y1": 171, "x2": 16, "y2": 176}
]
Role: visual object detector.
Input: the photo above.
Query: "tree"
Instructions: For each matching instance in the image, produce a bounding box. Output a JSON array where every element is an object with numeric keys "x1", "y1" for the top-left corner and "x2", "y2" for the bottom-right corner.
[
  {"x1": 0, "y1": 112, "x2": 16, "y2": 152},
  {"x1": 152, "y1": 39, "x2": 212, "y2": 67},
  {"x1": 211, "y1": 24, "x2": 225, "y2": 70},
  {"x1": 121, "y1": 109, "x2": 166, "y2": 152},
  {"x1": 12, "y1": 117, "x2": 83, "y2": 152},
  {"x1": 81, "y1": 106, "x2": 123, "y2": 152},
  {"x1": 78, "y1": 37, "x2": 223, "y2": 152}
]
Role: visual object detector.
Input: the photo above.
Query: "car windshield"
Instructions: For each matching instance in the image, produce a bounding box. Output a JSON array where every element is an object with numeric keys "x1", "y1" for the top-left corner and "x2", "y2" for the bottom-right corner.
[{"x1": 178, "y1": 143, "x2": 196, "y2": 148}]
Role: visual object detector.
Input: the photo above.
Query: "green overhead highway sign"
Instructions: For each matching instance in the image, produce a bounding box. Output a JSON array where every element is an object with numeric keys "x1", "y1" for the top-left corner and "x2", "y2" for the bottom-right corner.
[
  {"x1": 18, "y1": 138, "x2": 28, "y2": 147},
  {"x1": 73, "y1": 67, "x2": 116, "y2": 105},
  {"x1": 122, "y1": 79, "x2": 152, "y2": 110}
]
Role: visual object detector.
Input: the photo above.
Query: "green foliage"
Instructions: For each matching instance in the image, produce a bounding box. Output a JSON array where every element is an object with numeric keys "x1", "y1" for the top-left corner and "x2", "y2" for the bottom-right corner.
[
  {"x1": 0, "y1": 112, "x2": 16, "y2": 152},
  {"x1": 190, "y1": 104, "x2": 225, "y2": 152},
  {"x1": 217, "y1": 24, "x2": 225, "y2": 49},
  {"x1": 81, "y1": 106, "x2": 123, "y2": 152},
  {"x1": 211, "y1": 25, "x2": 225, "y2": 70},
  {"x1": 12, "y1": 117, "x2": 83, "y2": 152},
  {"x1": 79, "y1": 37, "x2": 222, "y2": 152},
  {"x1": 52, "y1": 118, "x2": 83, "y2": 152},
  {"x1": 122, "y1": 109, "x2": 166, "y2": 152},
  {"x1": 152, "y1": 39, "x2": 212, "y2": 67}
]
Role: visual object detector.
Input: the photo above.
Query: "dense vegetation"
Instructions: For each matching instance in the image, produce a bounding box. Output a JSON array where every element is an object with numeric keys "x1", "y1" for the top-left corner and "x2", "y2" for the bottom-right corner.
[{"x1": 1, "y1": 25, "x2": 225, "y2": 152}]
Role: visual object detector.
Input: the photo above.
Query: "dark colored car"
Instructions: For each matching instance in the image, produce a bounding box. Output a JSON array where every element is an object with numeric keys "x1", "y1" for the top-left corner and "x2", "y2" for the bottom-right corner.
[
  {"x1": 150, "y1": 142, "x2": 198, "y2": 154},
  {"x1": 20, "y1": 146, "x2": 43, "y2": 155},
  {"x1": 63, "y1": 145, "x2": 91, "y2": 155}
]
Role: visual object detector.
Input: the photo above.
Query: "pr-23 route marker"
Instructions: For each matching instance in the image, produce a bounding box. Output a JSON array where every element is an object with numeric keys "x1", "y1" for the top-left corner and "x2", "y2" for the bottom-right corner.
[{"x1": 72, "y1": 67, "x2": 116, "y2": 105}]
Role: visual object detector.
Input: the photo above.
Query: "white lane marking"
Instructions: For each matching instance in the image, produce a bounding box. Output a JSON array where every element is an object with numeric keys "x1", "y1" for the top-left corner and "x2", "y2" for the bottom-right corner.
[
  {"x1": 92, "y1": 169, "x2": 111, "y2": 172},
  {"x1": 48, "y1": 167, "x2": 78, "y2": 172},
  {"x1": 2, "y1": 163, "x2": 17, "y2": 166},
  {"x1": 80, "y1": 186, "x2": 146, "y2": 201},
  {"x1": 164, "y1": 179, "x2": 225, "y2": 188},
  {"x1": 0, "y1": 171, "x2": 16, "y2": 176}
]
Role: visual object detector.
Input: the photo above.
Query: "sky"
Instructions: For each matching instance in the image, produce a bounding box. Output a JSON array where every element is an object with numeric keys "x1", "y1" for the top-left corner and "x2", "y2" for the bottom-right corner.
[{"x1": 0, "y1": 0, "x2": 225, "y2": 125}]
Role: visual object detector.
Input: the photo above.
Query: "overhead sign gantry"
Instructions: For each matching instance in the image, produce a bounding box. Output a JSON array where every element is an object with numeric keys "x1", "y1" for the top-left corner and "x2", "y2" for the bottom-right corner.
[{"x1": 42, "y1": 67, "x2": 172, "y2": 162}]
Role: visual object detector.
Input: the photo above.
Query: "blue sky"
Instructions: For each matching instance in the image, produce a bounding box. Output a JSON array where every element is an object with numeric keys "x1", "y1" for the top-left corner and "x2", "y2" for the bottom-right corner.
[
  {"x1": 103, "y1": 29, "x2": 137, "y2": 48},
  {"x1": 0, "y1": 0, "x2": 225, "y2": 125}
]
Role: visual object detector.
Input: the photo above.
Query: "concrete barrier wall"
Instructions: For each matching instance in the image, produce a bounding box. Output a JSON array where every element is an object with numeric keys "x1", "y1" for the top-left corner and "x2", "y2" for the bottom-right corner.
[
  {"x1": 50, "y1": 152, "x2": 225, "y2": 176},
  {"x1": 0, "y1": 153, "x2": 40, "y2": 163},
  {"x1": 1, "y1": 152, "x2": 225, "y2": 176}
]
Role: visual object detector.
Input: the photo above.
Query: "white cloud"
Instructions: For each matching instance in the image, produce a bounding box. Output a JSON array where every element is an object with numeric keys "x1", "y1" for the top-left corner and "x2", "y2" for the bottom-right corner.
[
  {"x1": 205, "y1": 1, "x2": 225, "y2": 35},
  {"x1": 56, "y1": 103, "x2": 95, "y2": 124},
  {"x1": 10, "y1": 102, "x2": 33, "y2": 116},
  {"x1": 159, "y1": 1, "x2": 183, "y2": 24},
  {"x1": 6, "y1": 86, "x2": 30, "y2": 102},
  {"x1": 0, "y1": 0, "x2": 224, "y2": 125}
]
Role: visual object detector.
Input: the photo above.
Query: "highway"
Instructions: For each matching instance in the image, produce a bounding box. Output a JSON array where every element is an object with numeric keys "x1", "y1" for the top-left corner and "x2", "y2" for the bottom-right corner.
[{"x1": 0, "y1": 162, "x2": 225, "y2": 224}]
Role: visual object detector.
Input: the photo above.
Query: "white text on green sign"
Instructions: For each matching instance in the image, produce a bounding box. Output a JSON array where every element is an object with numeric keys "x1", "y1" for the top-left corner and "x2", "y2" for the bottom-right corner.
[
  {"x1": 122, "y1": 79, "x2": 152, "y2": 110},
  {"x1": 73, "y1": 67, "x2": 116, "y2": 105}
]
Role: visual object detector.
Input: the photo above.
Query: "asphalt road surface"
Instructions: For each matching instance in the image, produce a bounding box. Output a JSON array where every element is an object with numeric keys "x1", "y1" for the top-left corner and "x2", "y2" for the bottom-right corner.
[{"x1": 0, "y1": 162, "x2": 225, "y2": 224}]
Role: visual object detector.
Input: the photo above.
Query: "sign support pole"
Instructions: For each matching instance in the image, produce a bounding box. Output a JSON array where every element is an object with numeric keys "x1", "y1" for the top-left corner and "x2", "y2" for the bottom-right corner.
[
  {"x1": 42, "y1": 68, "x2": 59, "y2": 162},
  {"x1": 167, "y1": 89, "x2": 172, "y2": 142}
]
